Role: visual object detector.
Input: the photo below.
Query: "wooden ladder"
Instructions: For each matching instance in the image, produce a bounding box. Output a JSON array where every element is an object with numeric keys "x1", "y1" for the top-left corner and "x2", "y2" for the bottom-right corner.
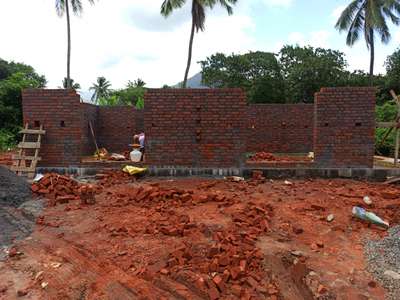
[{"x1": 11, "y1": 123, "x2": 46, "y2": 179}]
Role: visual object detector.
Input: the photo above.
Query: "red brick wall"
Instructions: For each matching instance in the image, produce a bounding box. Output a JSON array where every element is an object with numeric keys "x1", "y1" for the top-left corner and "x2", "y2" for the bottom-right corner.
[
  {"x1": 247, "y1": 104, "x2": 314, "y2": 153},
  {"x1": 81, "y1": 103, "x2": 98, "y2": 156},
  {"x1": 144, "y1": 89, "x2": 247, "y2": 167},
  {"x1": 22, "y1": 89, "x2": 83, "y2": 166},
  {"x1": 314, "y1": 87, "x2": 376, "y2": 168},
  {"x1": 97, "y1": 106, "x2": 144, "y2": 152}
]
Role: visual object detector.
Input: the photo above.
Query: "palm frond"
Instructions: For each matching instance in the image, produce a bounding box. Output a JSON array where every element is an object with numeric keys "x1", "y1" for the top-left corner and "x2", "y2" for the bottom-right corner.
[
  {"x1": 161, "y1": 0, "x2": 186, "y2": 17},
  {"x1": 71, "y1": 0, "x2": 83, "y2": 16},
  {"x1": 193, "y1": 1, "x2": 206, "y2": 31},
  {"x1": 55, "y1": 0, "x2": 65, "y2": 17},
  {"x1": 345, "y1": 6, "x2": 365, "y2": 46},
  {"x1": 335, "y1": 0, "x2": 362, "y2": 31}
]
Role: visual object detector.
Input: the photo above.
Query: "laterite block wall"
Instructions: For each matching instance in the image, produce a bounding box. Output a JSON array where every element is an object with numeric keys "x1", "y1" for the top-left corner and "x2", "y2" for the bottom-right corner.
[
  {"x1": 144, "y1": 89, "x2": 247, "y2": 167},
  {"x1": 247, "y1": 104, "x2": 314, "y2": 153},
  {"x1": 314, "y1": 87, "x2": 376, "y2": 168}
]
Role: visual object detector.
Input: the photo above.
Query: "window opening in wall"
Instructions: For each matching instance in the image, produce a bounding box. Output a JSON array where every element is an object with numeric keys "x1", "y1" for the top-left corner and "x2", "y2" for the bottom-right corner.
[
  {"x1": 355, "y1": 122, "x2": 362, "y2": 127},
  {"x1": 34, "y1": 121, "x2": 40, "y2": 128},
  {"x1": 60, "y1": 120, "x2": 66, "y2": 127}
]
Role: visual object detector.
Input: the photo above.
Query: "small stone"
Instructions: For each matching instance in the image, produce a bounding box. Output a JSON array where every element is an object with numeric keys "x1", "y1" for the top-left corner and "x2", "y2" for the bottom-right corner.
[
  {"x1": 327, "y1": 214, "x2": 334, "y2": 222},
  {"x1": 41, "y1": 282, "x2": 48, "y2": 289},
  {"x1": 384, "y1": 270, "x2": 400, "y2": 280},
  {"x1": 363, "y1": 196, "x2": 372, "y2": 205},
  {"x1": 291, "y1": 250, "x2": 303, "y2": 257},
  {"x1": 317, "y1": 284, "x2": 327, "y2": 294},
  {"x1": 17, "y1": 289, "x2": 29, "y2": 297}
]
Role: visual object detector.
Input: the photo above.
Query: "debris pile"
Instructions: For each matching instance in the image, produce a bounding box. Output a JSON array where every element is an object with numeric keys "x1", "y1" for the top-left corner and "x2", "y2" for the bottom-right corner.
[
  {"x1": 95, "y1": 170, "x2": 135, "y2": 187},
  {"x1": 31, "y1": 173, "x2": 100, "y2": 206}
]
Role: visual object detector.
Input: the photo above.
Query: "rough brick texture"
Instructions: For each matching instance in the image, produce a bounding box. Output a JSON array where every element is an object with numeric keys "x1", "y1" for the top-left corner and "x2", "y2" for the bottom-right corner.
[
  {"x1": 81, "y1": 103, "x2": 98, "y2": 156},
  {"x1": 247, "y1": 104, "x2": 314, "y2": 153},
  {"x1": 144, "y1": 89, "x2": 247, "y2": 167},
  {"x1": 97, "y1": 106, "x2": 144, "y2": 152},
  {"x1": 22, "y1": 89, "x2": 83, "y2": 166},
  {"x1": 314, "y1": 87, "x2": 376, "y2": 168}
]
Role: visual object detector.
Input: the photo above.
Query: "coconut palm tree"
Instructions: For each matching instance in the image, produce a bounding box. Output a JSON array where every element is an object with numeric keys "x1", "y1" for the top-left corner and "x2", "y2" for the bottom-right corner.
[
  {"x1": 56, "y1": 0, "x2": 96, "y2": 88},
  {"x1": 61, "y1": 77, "x2": 81, "y2": 89},
  {"x1": 90, "y1": 76, "x2": 111, "y2": 102},
  {"x1": 161, "y1": 0, "x2": 237, "y2": 88},
  {"x1": 335, "y1": 0, "x2": 400, "y2": 84}
]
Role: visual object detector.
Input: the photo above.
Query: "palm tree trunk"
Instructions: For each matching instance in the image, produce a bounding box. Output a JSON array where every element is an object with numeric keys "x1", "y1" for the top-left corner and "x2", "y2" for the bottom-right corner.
[
  {"x1": 65, "y1": 0, "x2": 72, "y2": 89},
  {"x1": 369, "y1": 28, "x2": 374, "y2": 86},
  {"x1": 183, "y1": 17, "x2": 196, "y2": 88}
]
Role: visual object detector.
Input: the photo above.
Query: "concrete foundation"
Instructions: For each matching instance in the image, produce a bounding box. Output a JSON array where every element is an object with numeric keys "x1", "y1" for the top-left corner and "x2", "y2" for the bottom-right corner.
[{"x1": 36, "y1": 166, "x2": 400, "y2": 181}]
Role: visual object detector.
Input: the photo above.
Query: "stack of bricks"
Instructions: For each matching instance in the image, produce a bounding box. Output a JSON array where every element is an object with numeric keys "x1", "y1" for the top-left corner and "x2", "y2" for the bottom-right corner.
[
  {"x1": 144, "y1": 89, "x2": 247, "y2": 167},
  {"x1": 314, "y1": 87, "x2": 376, "y2": 168},
  {"x1": 22, "y1": 89, "x2": 83, "y2": 166},
  {"x1": 247, "y1": 104, "x2": 314, "y2": 153}
]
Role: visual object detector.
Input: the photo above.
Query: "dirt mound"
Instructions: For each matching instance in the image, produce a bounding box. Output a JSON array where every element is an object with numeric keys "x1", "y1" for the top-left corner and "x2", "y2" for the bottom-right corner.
[{"x1": 0, "y1": 166, "x2": 31, "y2": 207}]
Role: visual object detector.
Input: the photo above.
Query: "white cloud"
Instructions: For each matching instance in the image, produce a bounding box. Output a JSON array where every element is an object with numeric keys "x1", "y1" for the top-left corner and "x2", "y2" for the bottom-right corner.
[
  {"x1": 283, "y1": 30, "x2": 331, "y2": 48},
  {"x1": 263, "y1": 0, "x2": 293, "y2": 7},
  {"x1": 332, "y1": 5, "x2": 346, "y2": 23},
  {"x1": 0, "y1": 0, "x2": 255, "y2": 91}
]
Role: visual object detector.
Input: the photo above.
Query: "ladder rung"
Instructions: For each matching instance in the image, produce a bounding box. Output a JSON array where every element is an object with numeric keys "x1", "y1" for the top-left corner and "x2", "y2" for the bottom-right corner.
[
  {"x1": 18, "y1": 142, "x2": 41, "y2": 149},
  {"x1": 10, "y1": 166, "x2": 36, "y2": 172},
  {"x1": 12, "y1": 155, "x2": 41, "y2": 161},
  {"x1": 19, "y1": 129, "x2": 46, "y2": 135}
]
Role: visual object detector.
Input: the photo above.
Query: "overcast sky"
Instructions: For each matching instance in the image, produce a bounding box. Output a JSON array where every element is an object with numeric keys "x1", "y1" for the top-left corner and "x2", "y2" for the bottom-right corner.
[{"x1": 1, "y1": 0, "x2": 400, "y2": 92}]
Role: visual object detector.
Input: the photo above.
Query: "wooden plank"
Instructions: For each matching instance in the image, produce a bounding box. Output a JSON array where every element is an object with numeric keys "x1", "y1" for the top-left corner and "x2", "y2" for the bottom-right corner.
[
  {"x1": 19, "y1": 129, "x2": 46, "y2": 135},
  {"x1": 377, "y1": 122, "x2": 397, "y2": 128},
  {"x1": 12, "y1": 155, "x2": 41, "y2": 161},
  {"x1": 10, "y1": 166, "x2": 36, "y2": 172},
  {"x1": 17, "y1": 142, "x2": 40, "y2": 149}
]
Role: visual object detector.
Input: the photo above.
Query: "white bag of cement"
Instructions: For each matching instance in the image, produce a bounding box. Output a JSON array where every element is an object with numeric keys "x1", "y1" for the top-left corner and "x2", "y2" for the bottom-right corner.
[{"x1": 33, "y1": 173, "x2": 44, "y2": 182}]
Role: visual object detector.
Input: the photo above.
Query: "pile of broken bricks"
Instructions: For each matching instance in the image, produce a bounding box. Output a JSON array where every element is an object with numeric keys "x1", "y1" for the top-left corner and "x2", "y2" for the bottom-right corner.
[
  {"x1": 31, "y1": 173, "x2": 97, "y2": 206},
  {"x1": 103, "y1": 184, "x2": 280, "y2": 299}
]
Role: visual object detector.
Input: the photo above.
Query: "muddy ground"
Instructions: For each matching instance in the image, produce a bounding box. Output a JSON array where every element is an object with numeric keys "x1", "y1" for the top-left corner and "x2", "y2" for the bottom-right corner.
[{"x1": 1, "y1": 176, "x2": 400, "y2": 299}]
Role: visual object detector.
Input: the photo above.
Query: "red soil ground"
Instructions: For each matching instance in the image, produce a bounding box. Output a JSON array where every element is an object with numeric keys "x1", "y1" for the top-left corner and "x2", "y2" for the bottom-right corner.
[{"x1": 1, "y1": 175, "x2": 399, "y2": 299}]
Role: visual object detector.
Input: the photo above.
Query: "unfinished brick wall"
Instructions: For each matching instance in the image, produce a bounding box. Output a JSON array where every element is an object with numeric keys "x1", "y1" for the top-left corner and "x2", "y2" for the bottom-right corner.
[
  {"x1": 97, "y1": 107, "x2": 144, "y2": 152},
  {"x1": 247, "y1": 104, "x2": 314, "y2": 153},
  {"x1": 144, "y1": 89, "x2": 247, "y2": 167},
  {"x1": 314, "y1": 87, "x2": 376, "y2": 168},
  {"x1": 81, "y1": 103, "x2": 98, "y2": 156},
  {"x1": 22, "y1": 89, "x2": 83, "y2": 166}
]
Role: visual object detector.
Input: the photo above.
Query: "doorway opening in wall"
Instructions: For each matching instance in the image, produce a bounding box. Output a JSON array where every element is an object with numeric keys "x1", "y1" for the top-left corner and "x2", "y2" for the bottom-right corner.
[{"x1": 80, "y1": 119, "x2": 146, "y2": 166}]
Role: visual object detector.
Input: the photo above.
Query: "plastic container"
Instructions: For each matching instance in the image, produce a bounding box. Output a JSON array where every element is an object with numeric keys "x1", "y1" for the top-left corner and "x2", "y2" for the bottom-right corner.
[{"x1": 130, "y1": 149, "x2": 142, "y2": 162}]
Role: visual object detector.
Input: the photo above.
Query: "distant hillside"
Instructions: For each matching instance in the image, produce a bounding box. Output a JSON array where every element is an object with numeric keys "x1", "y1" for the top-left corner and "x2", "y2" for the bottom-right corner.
[{"x1": 174, "y1": 72, "x2": 208, "y2": 88}]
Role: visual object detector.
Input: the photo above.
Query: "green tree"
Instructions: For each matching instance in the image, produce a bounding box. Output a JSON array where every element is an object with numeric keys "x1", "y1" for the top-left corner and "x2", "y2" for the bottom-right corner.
[
  {"x1": 335, "y1": 0, "x2": 400, "y2": 83},
  {"x1": 133, "y1": 78, "x2": 146, "y2": 87},
  {"x1": 201, "y1": 51, "x2": 285, "y2": 103},
  {"x1": 161, "y1": 0, "x2": 237, "y2": 88},
  {"x1": 90, "y1": 76, "x2": 111, "y2": 103},
  {"x1": 279, "y1": 45, "x2": 347, "y2": 103},
  {"x1": 56, "y1": 0, "x2": 96, "y2": 88},
  {"x1": 0, "y1": 59, "x2": 46, "y2": 149},
  {"x1": 61, "y1": 77, "x2": 81, "y2": 89},
  {"x1": 385, "y1": 47, "x2": 400, "y2": 92}
]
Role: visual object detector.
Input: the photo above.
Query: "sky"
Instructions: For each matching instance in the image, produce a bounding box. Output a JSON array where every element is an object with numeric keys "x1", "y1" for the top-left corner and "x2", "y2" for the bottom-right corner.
[{"x1": 1, "y1": 0, "x2": 400, "y2": 93}]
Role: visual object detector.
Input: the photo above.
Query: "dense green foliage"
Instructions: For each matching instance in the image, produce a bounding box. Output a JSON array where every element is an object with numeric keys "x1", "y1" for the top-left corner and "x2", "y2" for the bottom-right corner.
[
  {"x1": 0, "y1": 58, "x2": 46, "y2": 150},
  {"x1": 96, "y1": 79, "x2": 146, "y2": 108},
  {"x1": 376, "y1": 102, "x2": 397, "y2": 156},
  {"x1": 201, "y1": 45, "x2": 395, "y2": 104},
  {"x1": 201, "y1": 51, "x2": 285, "y2": 103}
]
